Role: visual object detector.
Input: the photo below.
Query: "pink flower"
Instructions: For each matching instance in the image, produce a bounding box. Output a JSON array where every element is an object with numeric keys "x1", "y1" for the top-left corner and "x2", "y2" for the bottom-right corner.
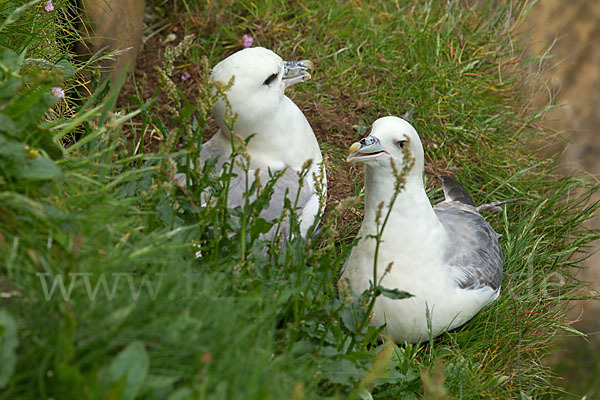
[
  {"x1": 44, "y1": 1, "x2": 54, "y2": 12},
  {"x1": 51, "y1": 87, "x2": 64, "y2": 98},
  {"x1": 242, "y1": 34, "x2": 253, "y2": 48},
  {"x1": 180, "y1": 71, "x2": 191, "y2": 81}
]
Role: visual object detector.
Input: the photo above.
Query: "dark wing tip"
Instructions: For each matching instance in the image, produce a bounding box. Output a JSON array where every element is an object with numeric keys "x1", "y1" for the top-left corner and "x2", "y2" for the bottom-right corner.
[{"x1": 440, "y1": 176, "x2": 476, "y2": 207}]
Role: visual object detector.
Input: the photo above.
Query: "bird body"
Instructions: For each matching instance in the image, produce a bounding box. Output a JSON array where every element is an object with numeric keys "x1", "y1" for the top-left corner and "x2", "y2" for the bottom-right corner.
[
  {"x1": 342, "y1": 116, "x2": 502, "y2": 343},
  {"x1": 204, "y1": 94, "x2": 321, "y2": 173},
  {"x1": 179, "y1": 47, "x2": 325, "y2": 238}
]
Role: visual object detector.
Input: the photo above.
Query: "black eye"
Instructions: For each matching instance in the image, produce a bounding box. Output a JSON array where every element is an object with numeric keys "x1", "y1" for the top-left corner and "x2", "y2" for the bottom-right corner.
[
  {"x1": 395, "y1": 140, "x2": 407, "y2": 149},
  {"x1": 263, "y1": 72, "x2": 278, "y2": 86}
]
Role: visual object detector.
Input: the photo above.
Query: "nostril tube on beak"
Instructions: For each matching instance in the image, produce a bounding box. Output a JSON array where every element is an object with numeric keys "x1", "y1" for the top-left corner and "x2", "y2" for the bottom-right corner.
[{"x1": 360, "y1": 136, "x2": 379, "y2": 147}]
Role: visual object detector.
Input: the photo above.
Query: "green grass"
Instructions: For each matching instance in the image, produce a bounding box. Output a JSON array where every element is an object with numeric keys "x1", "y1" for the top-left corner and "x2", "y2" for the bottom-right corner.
[{"x1": 1, "y1": 0, "x2": 599, "y2": 399}]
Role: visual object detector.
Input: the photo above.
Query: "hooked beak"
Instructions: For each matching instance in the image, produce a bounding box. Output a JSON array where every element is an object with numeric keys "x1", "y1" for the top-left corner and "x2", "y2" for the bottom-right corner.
[
  {"x1": 347, "y1": 136, "x2": 387, "y2": 163},
  {"x1": 282, "y1": 59, "x2": 314, "y2": 88}
]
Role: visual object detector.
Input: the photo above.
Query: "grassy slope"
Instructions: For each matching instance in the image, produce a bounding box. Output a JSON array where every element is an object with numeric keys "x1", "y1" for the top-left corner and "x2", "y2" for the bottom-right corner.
[{"x1": 1, "y1": 0, "x2": 598, "y2": 399}]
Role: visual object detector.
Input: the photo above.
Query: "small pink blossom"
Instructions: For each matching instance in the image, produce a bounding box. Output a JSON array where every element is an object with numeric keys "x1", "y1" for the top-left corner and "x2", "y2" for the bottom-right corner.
[
  {"x1": 242, "y1": 34, "x2": 253, "y2": 48},
  {"x1": 51, "y1": 87, "x2": 64, "y2": 98},
  {"x1": 180, "y1": 71, "x2": 191, "y2": 81},
  {"x1": 44, "y1": 1, "x2": 54, "y2": 12}
]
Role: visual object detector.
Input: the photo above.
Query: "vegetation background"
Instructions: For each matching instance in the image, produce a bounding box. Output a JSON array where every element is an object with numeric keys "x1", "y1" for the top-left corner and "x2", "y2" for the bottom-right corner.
[{"x1": 0, "y1": 0, "x2": 598, "y2": 399}]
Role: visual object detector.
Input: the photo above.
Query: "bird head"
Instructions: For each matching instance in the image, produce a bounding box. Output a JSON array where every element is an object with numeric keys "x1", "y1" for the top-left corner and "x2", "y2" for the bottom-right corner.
[
  {"x1": 211, "y1": 47, "x2": 314, "y2": 137},
  {"x1": 347, "y1": 116, "x2": 424, "y2": 175}
]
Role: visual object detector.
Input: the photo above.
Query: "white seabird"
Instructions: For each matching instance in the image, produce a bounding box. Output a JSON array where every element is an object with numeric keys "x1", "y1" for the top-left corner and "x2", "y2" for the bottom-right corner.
[
  {"x1": 341, "y1": 116, "x2": 503, "y2": 343},
  {"x1": 179, "y1": 47, "x2": 326, "y2": 239}
]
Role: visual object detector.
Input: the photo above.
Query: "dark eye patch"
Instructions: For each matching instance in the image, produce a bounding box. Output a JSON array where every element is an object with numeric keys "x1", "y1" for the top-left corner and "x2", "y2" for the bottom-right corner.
[
  {"x1": 263, "y1": 72, "x2": 279, "y2": 86},
  {"x1": 395, "y1": 139, "x2": 407, "y2": 149}
]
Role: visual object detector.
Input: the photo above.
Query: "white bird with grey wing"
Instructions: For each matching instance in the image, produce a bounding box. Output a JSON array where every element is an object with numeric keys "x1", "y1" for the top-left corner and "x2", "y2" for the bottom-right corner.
[
  {"x1": 340, "y1": 116, "x2": 503, "y2": 343},
  {"x1": 177, "y1": 47, "x2": 326, "y2": 240}
]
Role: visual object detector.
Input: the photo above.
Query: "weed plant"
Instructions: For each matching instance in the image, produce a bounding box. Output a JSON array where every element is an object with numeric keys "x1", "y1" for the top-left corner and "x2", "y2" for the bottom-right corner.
[{"x1": 0, "y1": 1, "x2": 598, "y2": 399}]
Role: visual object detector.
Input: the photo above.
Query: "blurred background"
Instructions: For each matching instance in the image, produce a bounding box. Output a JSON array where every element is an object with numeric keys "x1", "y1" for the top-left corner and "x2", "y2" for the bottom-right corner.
[{"x1": 524, "y1": 0, "x2": 600, "y2": 396}]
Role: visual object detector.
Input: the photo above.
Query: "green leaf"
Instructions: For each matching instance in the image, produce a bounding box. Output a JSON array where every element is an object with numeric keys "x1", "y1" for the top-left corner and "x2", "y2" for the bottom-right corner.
[
  {"x1": 3, "y1": 88, "x2": 57, "y2": 131},
  {"x1": 318, "y1": 358, "x2": 363, "y2": 387},
  {"x1": 250, "y1": 217, "x2": 272, "y2": 236},
  {"x1": 340, "y1": 306, "x2": 362, "y2": 334},
  {"x1": 56, "y1": 59, "x2": 77, "y2": 78},
  {"x1": 19, "y1": 153, "x2": 62, "y2": 181},
  {"x1": 0, "y1": 47, "x2": 21, "y2": 74},
  {"x1": 0, "y1": 310, "x2": 19, "y2": 388},
  {"x1": 378, "y1": 287, "x2": 413, "y2": 300},
  {"x1": 0, "y1": 77, "x2": 21, "y2": 102},
  {"x1": 0, "y1": 135, "x2": 61, "y2": 182},
  {"x1": 108, "y1": 341, "x2": 149, "y2": 400}
]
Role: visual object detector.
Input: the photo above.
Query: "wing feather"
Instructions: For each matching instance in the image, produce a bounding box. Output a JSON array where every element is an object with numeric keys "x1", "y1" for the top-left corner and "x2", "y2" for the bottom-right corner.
[{"x1": 434, "y1": 204, "x2": 503, "y2": 291}]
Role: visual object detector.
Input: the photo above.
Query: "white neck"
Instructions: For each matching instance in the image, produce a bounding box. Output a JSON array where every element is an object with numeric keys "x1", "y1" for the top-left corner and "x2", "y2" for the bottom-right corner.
[
  {"x1": 361, "y1": 164, "x2": 445, "y2": 249},
  {"x1": 217, "y1": 96, "x2": 321, "y2": 170}
]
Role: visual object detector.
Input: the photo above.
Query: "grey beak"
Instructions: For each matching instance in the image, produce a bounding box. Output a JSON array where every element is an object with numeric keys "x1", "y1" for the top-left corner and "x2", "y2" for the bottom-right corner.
[
  {"x1": 347, "y1": 136, "x2": 386, "y2": 163},
  {"x1": 282, "y1": 60, "x2": 314, "y2": 87}
]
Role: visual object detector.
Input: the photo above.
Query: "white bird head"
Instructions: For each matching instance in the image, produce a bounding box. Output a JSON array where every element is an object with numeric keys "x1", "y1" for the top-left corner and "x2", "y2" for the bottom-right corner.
[
  {"x1": 211, "y1": 47, "x2": 314, "y2": 138},
  {"x1": 347, "y1": 116, "x2": 425, "y2": 176}
]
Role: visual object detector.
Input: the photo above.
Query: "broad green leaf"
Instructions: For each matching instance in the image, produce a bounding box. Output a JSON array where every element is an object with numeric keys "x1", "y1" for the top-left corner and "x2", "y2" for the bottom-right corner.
[
  {"x1": 340, "y1": 306, "x2": 362, "y2": 334},
  {"x1": 4, "y1": 88, "x2": 57, "y2": 130},
  {"x1": 250, "y1": 217, "x2": 272, "y2": 236},
  {"x1": 56, "y1": 59, "x2": 77, "y2": 78},
  {"x1": 108, "y1": 341, "x2": 149, "y2": 400},
  {"x1": 318, "y1": 358, "x2": 363, "y2": 387},
  {"x1": 18, "y1": 153, "x2": 62, "y2": 181},
  {"x1": 0, "y1": 77, "x2": 21, "y2": 102},
  {"x1": 0, "y1": 47, "x2": 21, "y2": 74},
  {"x1": 0, "y1": 135, "x2": 61, "y2": 182}
]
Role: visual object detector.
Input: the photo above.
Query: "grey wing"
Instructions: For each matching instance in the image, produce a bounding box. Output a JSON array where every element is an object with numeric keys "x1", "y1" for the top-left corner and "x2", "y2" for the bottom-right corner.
[
  {"x1": 434, "y1": 205, "x2": 503, "y2": 291},
  {"x1": 226, "y1": 166, "x2": 315, "y2": 240},
  {"x1": 440, "y1": 175, "x2": 476, "y2": 206}
]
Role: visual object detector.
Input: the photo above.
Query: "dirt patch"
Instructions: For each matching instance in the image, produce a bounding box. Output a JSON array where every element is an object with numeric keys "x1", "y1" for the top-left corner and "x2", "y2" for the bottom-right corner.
[{"x1": 118, "y1": 24, "x2": 219, "y2": 151}]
